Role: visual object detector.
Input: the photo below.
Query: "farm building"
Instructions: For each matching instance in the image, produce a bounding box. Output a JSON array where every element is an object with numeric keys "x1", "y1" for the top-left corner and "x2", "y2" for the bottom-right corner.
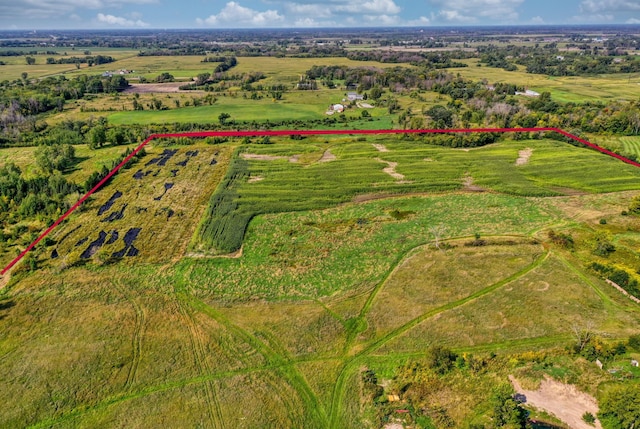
[{"x1": 347, "y1": 92, "x2": 364, "y2": 101}]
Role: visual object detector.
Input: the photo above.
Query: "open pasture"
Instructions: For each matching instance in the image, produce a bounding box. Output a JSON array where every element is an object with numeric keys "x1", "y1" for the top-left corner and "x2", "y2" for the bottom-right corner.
[
  {"x1": 0, "y1": 48, "x2": 139, "y2": 81},
  {"x1": 106, "y1": 89, "x2": 387, "y2": 125}
]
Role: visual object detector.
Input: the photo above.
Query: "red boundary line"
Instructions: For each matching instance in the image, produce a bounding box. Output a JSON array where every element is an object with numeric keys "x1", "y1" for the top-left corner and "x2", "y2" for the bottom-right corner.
[{"x1": 2, "y1": 126, "x2": 639, "y2": 276}]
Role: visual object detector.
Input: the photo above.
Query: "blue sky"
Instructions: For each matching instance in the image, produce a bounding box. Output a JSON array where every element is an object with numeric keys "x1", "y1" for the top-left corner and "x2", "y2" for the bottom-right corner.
[{"x1": 2, "y1": 0, "x2": 640, "y2": 30}]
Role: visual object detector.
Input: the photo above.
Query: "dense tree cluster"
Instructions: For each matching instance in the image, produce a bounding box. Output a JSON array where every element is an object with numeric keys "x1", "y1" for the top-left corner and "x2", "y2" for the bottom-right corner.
[{"x1": 45, "y1": 55, "x2": 115, "y2": 66}]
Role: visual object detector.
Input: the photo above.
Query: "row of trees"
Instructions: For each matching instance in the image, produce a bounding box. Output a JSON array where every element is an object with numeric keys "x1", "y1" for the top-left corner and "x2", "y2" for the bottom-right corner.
[{"x1": 45, "y1": 55, "x2": 115, "y2": 66}]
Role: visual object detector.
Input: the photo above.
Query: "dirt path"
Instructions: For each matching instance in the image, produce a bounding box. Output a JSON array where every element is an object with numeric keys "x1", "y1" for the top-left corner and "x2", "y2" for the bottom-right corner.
[
  {"x1": 372, "y1": 144, "x2": 389, "y2": 152},
  {"x1": 516, "y1": 148, "x2": 533, "y2": 166},
  {"x1": 509, "y1": 375, "x2": 602, "y2": 429},
  {"x1": 376, "y1": 158, "x2": 405, "y2": 180}
]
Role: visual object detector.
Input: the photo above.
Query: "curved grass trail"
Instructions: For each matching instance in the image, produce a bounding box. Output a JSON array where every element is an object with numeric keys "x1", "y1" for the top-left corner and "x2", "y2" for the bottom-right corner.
[{"x1": 327, "y1": 245, "x2": 550, "y2": 428}]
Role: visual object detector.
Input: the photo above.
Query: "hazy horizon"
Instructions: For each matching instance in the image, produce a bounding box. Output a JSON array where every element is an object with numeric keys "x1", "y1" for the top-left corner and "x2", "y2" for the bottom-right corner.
[{"x1": 2, "y1": 0, "x2": 639, "y2": 31}]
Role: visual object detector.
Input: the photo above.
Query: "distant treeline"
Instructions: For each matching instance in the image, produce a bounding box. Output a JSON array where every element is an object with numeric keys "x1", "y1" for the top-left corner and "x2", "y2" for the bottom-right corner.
[
  {"x1": 478, "y1": 45, "x2": 640, "y2": 75},
  {"x1": 46, "y1": 55, "x2": 115, "y2": 65}
]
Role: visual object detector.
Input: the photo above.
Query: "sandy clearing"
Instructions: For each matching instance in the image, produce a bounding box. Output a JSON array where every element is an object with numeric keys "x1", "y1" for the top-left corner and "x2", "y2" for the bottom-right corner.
[
  {"x1": 372, "y1": 143, "x2": 389, "y2": 152},
  {"x1": 376, "y1": 158, "x2": 405, "y2": 180},
  {"x1": 289, "y1": 155, "x2": 300, "y2": 163},
  {"x1": 383, "y1": 424, "x2": 404, "y2": 429},
  {"x1": 510, "y1": 375, "x2": 602, "y2": 429},
  {"x1": 319, "y1": 149, "x2": 337, "y2": 163},
  {"x1": 358, "y1": 102, "x2": 375, "y2": 108},
  {"x1": 516, "y1": 148, "x2": 533, "y2": 166},
  {"x1": 123, "y1": 82, "x2": 199, "y2": 94}
]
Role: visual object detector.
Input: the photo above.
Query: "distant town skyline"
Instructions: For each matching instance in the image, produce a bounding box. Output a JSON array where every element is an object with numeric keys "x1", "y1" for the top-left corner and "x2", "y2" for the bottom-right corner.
[{"x1": 2, "y1": 0, "x2": 640, "y2": 30}]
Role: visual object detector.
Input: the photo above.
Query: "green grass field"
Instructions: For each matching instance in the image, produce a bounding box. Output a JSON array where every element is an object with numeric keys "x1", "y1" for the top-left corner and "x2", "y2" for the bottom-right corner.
[
  {"x1": 4, "y1": 43, "x2": 640, "y2": 427},
  {"x1": 2, "y1": 133, "x2": 640, "y2": 427}
]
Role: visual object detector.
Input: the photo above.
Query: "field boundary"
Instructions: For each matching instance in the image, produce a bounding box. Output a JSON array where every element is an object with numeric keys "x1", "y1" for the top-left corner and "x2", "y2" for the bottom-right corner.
[{"x1": 2, "y1": 126, "x2": 639, "y2": 276}]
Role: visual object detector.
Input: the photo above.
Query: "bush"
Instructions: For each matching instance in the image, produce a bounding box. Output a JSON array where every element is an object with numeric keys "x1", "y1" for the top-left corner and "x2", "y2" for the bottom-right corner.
[{"x1": 583, "y1": 411, "x2": 596, "y2": 426}]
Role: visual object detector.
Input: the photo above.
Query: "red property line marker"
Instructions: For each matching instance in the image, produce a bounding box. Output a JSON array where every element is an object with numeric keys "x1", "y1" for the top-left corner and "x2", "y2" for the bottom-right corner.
[{"x1": 2, "y1": 126, "x2": 639, "y2": 276}]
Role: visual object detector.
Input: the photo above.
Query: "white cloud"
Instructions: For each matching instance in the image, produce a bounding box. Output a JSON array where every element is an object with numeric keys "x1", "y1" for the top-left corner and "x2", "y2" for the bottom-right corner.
[
  {"x1": 196, "y1": 2, "x2": 284, "y2": 27},
  {"x1": 571, "y1": 13, "x2": 615, "y2": 22},
  {"x1": 530, "y1": 15, "x2": 544, "y2": 24},
  {"x1": 627, "y1": 17, "x2": 640, "y2": 23},
  {"x1": 285, "y1": 2, "x2": 332, "y2": 18},
  {"x1": 580, "y1": 0, "x2": 640, "y2": 13},
  {"x1": 407, "y1": 16, "x2": 431, "y2": 26},
  {"x1": 363, "y1": 14, "x2": 400, "y2": 25},
  {"x1": 0, "y1": 0, "x2": 156, "y2": 20},
  {"x1": 428, "y1": 0, "x2": 523, "y2": 23},
  {"x1": 96, "y1": 12, "x2": 149, "y2": 27},
  {"x1": 335, "y1": 0, "x2": 401, "y2": 14}
]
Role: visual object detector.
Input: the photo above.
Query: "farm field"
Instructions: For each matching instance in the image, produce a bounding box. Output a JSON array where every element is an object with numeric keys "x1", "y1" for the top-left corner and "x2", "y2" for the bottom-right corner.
[
  {"x1": 454, "y1": 59, "x2": 640, "y2": 102},
  {"x1": 4, "y1": 27, "x2": 640, "y2": 428},
  {"x1": 2, "y1": 133, "x2": 640, "y2": 428}
]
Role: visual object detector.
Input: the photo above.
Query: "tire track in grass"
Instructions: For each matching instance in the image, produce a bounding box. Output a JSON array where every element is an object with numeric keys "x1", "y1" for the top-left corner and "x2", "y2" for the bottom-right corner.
[
  {"x1": 111, "y1": 280, "x2": 146, "y2": 391},
  {"x1": 177, "y1": 291, "x2": 329, "y2": 428},
  {"x1": 176, "y1": 300, "x2": 226, "y2": 429},
  {"x1": 25, "y1": 363, "x2": 286, "y2": 429},
  {"x1": 328, "y1": 247, "x2": 550, "y2": 428}
]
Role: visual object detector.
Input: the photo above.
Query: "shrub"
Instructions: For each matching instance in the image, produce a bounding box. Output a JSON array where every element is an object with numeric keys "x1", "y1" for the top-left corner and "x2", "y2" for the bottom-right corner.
[{"x1": 583, "y1": 411, "x2": 596, "y2": 426}]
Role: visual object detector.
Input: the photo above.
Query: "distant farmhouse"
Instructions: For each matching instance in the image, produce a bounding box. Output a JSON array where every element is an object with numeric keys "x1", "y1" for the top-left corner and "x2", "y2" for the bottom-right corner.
[{"x1": 347, "y1": 92, "x2": 364, "y2": 101}]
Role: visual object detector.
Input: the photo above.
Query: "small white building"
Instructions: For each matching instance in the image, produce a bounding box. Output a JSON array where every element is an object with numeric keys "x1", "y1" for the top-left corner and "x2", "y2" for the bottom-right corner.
[{"x1": 347, "y1": 92, "x2": 364, "y2": 101}]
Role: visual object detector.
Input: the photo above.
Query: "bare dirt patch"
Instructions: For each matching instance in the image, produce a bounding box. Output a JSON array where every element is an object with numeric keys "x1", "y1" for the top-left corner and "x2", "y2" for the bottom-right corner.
[
  {"x1": 319, "y1": 149, "x2": 337, "y2": 163},
  {"x1": 462, "y1": 173, "x2": 486, "y2": 192},
  {"x1": 248, "y1": 175, "x2": 264, "y2": 183},
  {"x1": 358, "y1": 102, "x2": 375, "y2": 108},
  {"x1": 123, "y1": 82, "x2": 199, "y2": 94},
  {"x1": 372, "y1": 143, "x2": 389, "y2": 152},
  {"x1": 510, "y1": 375, "x2": 602, "y2": 429},
  {"x1": 535, "y1": 281, "x2": 550, "y2": 292},
  {"x1": 376, "y1": 158, "x2": 405, "y2": 180},
  {"x1": 516, "y1": 148, "x2": 533, "y2": 166},
  {"x1": 289, "y1": 155, "x2": 300, "y2": 163},
  {"x1": 241, "y1": 153, "x2": 289, "y2": 161}
]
